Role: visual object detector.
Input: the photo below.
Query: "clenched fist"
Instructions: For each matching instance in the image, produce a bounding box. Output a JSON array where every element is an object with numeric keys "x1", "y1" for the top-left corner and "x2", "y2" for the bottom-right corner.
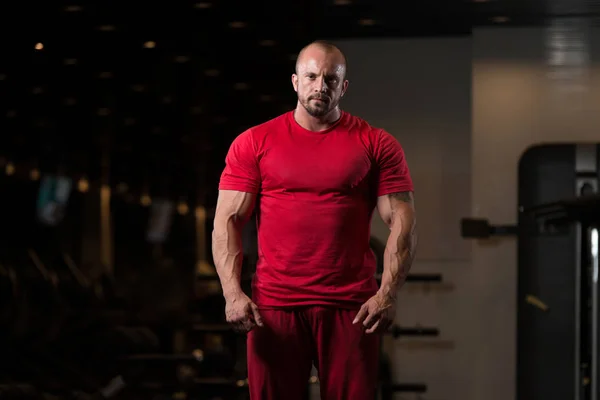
[{"x1": 225, "y1": 291, "x2": 263, "y2": 333}]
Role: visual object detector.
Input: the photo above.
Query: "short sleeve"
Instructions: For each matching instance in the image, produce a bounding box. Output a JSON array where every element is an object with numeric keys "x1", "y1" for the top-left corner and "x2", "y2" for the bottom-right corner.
[
  {"x1": 374, "y1": 130, "x2": 414, "y2": 196},
  {"x1": 218, "y1": 129, "x2": 261, "y2": 194}
]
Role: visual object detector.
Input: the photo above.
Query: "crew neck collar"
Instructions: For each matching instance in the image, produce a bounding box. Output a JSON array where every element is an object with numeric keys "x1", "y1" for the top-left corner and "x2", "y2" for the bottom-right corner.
[{"x1": 289, "y1": 110, "x2": 346, "y2": 134}]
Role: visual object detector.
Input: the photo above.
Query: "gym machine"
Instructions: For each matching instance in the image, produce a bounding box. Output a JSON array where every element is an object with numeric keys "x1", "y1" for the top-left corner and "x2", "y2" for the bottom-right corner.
[{"x1": 461, "y1": 143, "x2": 600, "y2": 400}]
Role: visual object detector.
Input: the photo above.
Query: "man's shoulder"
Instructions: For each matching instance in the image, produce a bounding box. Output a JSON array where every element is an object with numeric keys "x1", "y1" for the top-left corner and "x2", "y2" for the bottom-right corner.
[
  {"x1": 231, "y1": 112, "x2": 290, "y2": 150},
  {"x1": 247, "y1": 111, "x2": 291, "y2": 137},
  {"x1": 341, "y1": 111, "x2": 386, "y2": 144},
  {"x1": 340, "y1": 112, "x2": 406, "y2": 157}
]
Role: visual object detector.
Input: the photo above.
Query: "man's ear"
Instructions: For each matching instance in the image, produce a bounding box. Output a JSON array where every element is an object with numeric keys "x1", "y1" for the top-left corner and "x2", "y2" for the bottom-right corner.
[
  {"x1": 340, "y1": 79, "x2": 349, "y2": 97},
  {"x1": 291, "y1": 74, "x2": 299, "y2": 92}
]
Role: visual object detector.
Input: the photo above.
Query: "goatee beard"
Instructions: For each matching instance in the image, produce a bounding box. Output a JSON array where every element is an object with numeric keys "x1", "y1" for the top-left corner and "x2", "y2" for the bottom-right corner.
[{"x1": 302, "y1": 99, "x2": 332, "y2": 117}]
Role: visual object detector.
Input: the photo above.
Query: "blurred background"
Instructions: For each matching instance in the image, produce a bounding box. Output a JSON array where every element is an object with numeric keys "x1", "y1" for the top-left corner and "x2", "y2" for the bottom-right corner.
[{"x1": 1, "y1": 0, "x2": 600, "y2": 399}]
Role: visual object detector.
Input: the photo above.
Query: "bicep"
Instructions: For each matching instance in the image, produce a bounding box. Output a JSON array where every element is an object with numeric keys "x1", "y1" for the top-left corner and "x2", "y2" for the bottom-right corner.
[
  {"x1": 214, "y1": 190, "x2": 257, "y2": 228},
  {"x1": 377, "y1": 191, "x2": 415, "y2": 227}
]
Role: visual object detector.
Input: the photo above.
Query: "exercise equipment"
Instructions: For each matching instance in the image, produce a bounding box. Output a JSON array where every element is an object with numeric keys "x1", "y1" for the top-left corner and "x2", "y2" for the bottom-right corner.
[
  {"x1": 0, "y1": 352, "x2": 207, "y2": 400},
  {"x1": 379, "y1": 325, "x2": 438, "y2": 400},
  {"x1": 461, "y1": 218, "x2": 517, "y2": 239},
  {"x1": 388, "y1": 325, "x2": 438, "y2": 338},
  {"x1": 524, "y1": 194, "x2": 600, "y2": 400},
  {"x1": 461, "y1": 143, "x2": 600, "y2": 400},
  {"x1": 0, "y1": 249, "x2": 113, "y2": 347}
]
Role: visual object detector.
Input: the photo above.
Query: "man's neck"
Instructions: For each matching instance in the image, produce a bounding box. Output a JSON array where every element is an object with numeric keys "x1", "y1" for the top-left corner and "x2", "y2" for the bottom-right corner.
[{"x1": 293, "y1": 104, "x2": 342, "y2": 132}]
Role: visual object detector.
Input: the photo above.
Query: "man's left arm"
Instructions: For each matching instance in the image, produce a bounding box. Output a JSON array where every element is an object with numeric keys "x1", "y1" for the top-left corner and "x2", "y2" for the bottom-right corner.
[
  {"x1": 353, "y1": 191, "x2": 417, "y2": 333},
  {"x1": 353, "y1": 130, "x2": 416, "y2": 334},
  {"x1": 376, "y1": 191, "x2": 417, "y2": 298}
]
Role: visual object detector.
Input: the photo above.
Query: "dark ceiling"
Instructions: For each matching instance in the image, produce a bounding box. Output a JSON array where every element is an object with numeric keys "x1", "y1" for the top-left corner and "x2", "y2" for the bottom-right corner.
[{"x1": 0, "y1": 0, "x2": 594, "y2": 206}]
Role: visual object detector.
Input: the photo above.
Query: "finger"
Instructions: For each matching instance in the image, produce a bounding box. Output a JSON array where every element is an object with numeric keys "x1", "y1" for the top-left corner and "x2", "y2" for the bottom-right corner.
[
  {"x1": 365, "y1": 319, "x2": 381, "y2": 334},
  {"x1": 234, "y1": 317, "x2": 255, "y2": 333},
  {"x1": 242, "y1": 318, "x2": 256, "y2": 332},
  {"x1": 250, "y1": 303, "x2": 264, "y2": 327},
  {"x1": 374, "y1": 318, "x2": 391, "y2": 334},
  {"x1": 362, "y1": 309, "x2": 380, "y2": 328},
  {"x1": 227, "y1": 313, "x2": 246, "y2": 326},
  {"x1": 353, "y1": 305, "x2": 369, "y2": 325},
  {"x1": 229, "y1": 315, "x2": 253, "y2": 333}
]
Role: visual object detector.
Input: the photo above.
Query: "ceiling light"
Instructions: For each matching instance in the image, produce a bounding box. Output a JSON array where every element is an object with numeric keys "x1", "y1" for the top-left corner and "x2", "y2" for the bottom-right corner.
[
  {"x1": 78, "y1": 178, "x2": 89, "y2": 192},
  {"x1": 334, "y1": 0, "x2": 351, "y2": 4},
  {"x1": 64, "y1": 5, "x2": 83, "y2": 11},
  {"x1": 194, "y1": 2, "x2": 211, "y2": 8},
  {"x1": 144, "y1": 41, "x2": 156, "y2": 49},
  {"x1": 177, "y1": 202, "x2": 189, "y2": 215},
  {"x1": 229, "y1": 21, "x2": 246, "y2": 29},
  {"x1": 5, "y1": 163, "x2": 15, "y2": 176},
  {"x1": 30, "y1": 169, "x2": 40, "y2": 180},
  {"x1": 35, "y1": 42, "x2": 44, "y2": 50},
  {"x1": 140, "y1": 194, "x2": 151, "y2": 206},
  {"x1": 491, "y1": 16, "x2": 510, "y2": 23}
]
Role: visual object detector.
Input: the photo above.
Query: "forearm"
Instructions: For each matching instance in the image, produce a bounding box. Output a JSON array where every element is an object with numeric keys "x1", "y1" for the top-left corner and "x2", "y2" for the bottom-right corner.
[
  {"x1": 212, "y1": 217, "x2": 245, "y2": 298},
  {"x1": 379, "y1": 215, "x2": 417, "y2": 299}
]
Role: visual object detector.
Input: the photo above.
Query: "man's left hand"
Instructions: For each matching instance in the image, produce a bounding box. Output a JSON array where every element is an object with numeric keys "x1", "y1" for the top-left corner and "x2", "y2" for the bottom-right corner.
[{"x1": 353, "y1": 292, "x2": 396, "y2": 334}]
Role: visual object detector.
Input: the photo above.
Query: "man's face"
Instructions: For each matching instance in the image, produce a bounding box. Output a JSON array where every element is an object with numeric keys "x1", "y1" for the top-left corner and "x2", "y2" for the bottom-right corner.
[{"x1": 292, "y1": 49, "x2": 348, "y2": 117}]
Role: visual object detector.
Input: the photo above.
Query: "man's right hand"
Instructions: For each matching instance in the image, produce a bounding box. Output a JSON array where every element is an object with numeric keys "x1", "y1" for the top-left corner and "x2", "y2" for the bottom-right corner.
[{"x1": 224, "y1": 291, "x2": 264, "y2": 333}]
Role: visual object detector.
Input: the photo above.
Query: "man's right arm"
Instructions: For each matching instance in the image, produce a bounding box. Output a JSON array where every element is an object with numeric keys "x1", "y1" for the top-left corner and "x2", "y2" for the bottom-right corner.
[{"x1": 211, "y1": 189, "x2": 257, "y2": 298}]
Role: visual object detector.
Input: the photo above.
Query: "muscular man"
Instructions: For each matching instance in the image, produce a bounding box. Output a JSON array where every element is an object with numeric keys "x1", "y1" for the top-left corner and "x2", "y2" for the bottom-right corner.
[{"x1": 212, "y1": 41, "x2": 417, "y2": 400}]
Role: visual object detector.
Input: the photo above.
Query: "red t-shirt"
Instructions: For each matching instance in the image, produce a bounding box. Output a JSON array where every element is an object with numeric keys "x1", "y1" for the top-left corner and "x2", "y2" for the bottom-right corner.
[{"x1": 219, "y1": 111, "x2": 413, "y2": 309}]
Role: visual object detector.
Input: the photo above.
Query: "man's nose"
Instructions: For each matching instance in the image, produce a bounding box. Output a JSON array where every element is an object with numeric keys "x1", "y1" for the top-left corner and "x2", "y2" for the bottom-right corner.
[{"x1": 314, "y1": 77, "x2": 328, "y2": 92}]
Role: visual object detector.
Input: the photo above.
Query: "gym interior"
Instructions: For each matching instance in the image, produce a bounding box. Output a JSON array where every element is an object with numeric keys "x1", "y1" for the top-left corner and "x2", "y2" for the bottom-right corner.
[{"x1": 1, "y1": 1, "x2": 599, "y2": 400}]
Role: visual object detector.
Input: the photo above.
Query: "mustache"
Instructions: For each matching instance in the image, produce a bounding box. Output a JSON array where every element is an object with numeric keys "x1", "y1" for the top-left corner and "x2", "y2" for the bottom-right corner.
[{"x1": 309, "y1": 94, "x2": 330, "y2": 101}]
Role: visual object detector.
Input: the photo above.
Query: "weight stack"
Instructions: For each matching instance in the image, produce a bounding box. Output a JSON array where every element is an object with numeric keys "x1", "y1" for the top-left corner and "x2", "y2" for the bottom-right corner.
[{"x1": 517, "y1": 143, "x2": 600, "y2": 400}]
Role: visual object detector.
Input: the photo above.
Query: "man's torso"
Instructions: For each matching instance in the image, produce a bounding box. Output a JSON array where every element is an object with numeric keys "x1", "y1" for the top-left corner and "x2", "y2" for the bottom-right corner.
[{"x1": 251, "y1": 111, "x2": 380, "y2": 308}]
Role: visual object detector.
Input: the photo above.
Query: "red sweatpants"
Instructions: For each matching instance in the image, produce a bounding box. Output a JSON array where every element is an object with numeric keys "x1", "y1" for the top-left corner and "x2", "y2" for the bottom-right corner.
[{"x1": 247, "y1": 306, "x2": 380, "y2": 400}]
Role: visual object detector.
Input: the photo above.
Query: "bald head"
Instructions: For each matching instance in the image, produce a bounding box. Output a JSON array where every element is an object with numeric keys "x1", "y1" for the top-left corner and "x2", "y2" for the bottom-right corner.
[
  {"x1": 295, "y1": 41, "x2": 347, "y2": 78},
  {"x1": 291, "y1": 41, "x2": 349, "y2": 118}
]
